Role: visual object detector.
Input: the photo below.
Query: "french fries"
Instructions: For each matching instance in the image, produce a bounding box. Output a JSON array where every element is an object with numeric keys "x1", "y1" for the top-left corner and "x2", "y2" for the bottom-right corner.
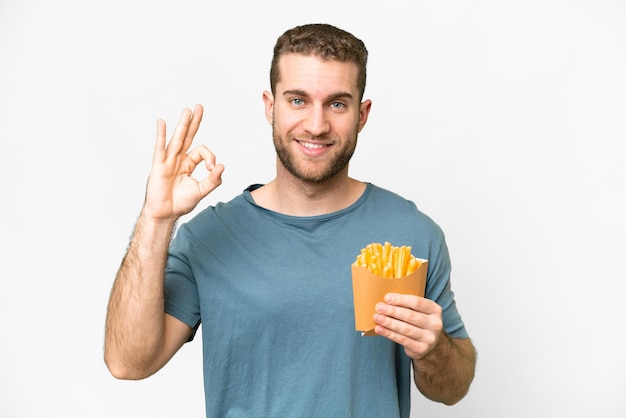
[{"x1": 353, "y1": 242, "x2": 422, "y2": 278}]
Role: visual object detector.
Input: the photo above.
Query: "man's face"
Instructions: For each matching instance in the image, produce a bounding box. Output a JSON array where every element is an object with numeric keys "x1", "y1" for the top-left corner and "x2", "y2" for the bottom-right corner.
[{"x1": 263, "y1": 54, "x2": 371, "y2": 183}]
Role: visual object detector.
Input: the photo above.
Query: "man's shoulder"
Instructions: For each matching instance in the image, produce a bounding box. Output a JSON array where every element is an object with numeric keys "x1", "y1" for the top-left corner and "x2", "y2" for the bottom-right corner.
[
  {"x1": 175, "y1": 189, "x2": 253, "y2": 236},
  {"x1": 366, "y1": 183, "x2": 443, "y2": 233},
  {"x1": 366, "y1": 183, "x2": 419, "y2": 214}
]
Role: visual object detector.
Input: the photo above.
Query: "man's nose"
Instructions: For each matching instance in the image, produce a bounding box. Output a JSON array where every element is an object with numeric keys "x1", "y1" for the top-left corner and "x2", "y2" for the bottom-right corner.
[{"x1": 302, "y1": 105, "x2": 330, "y2": 136}]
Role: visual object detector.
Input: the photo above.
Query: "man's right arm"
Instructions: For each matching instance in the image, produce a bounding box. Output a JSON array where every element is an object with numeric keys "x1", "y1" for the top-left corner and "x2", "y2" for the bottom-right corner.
[
  {"x1": 104, "y1": 215, "x2": 191, "y2": 379},
  {"x1": 103, "y1": 104, "x2": 224, "y2": 379}
]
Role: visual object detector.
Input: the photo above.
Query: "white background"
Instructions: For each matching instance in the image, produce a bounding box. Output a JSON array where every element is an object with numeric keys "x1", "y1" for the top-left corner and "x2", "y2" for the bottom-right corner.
[{"x1": 1, "y1": 1, "x2": 624, "y2": 417}]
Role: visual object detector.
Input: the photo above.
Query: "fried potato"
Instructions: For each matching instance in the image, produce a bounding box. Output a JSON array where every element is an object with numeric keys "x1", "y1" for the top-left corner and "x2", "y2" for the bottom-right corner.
[{"x1": 353, "y1": 242, "x2": 422, "y2": 278}]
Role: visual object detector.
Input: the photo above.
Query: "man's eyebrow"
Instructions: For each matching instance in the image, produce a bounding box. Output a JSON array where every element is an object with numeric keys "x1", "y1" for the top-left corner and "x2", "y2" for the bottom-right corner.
[
  {"x1": 282, "y1": 89, "x2": 308, "y2": 97},
  {"x1": 282, "y1": 90, "x2": 355, "y2": 101}
]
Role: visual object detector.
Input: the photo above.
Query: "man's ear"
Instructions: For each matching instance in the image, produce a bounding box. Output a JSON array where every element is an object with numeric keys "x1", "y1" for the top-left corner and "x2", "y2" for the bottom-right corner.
[
  {"x1": 262, "y1": 91, "x2": 274, "y2": 124},
  {"x1": 358, "y1": 99, "x2": 372, "y2": 132}
]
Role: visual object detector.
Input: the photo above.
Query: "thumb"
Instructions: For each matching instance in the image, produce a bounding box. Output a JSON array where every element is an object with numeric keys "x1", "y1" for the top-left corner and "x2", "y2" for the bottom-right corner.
[{"x1": 199, "y1": 163, "x2": 225, "y2": 197}]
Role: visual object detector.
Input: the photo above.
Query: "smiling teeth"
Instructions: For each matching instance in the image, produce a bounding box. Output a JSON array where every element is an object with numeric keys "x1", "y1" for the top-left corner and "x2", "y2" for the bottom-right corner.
[{"x1": 300, "y1": 141, "x2": 325, "y2": 149}]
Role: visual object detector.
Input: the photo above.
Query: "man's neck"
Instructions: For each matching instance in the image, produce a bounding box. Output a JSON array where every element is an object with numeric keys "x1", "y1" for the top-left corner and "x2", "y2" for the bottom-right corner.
[{"x1": 251, "y1": 171, "x2": 366, "y2": 217}]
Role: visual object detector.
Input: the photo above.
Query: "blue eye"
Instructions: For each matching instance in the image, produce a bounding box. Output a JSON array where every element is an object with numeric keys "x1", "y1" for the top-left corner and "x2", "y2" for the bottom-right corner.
[
  {"x1": 330, "y1": 102, "x2": 345, "y2": 109},
  {"x1": 291, "y1": 98, "x2": 304, "y2": 106}
]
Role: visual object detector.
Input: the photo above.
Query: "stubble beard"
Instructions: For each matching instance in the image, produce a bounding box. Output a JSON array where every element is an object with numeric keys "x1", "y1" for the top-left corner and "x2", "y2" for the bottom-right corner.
[{"x1": 272, "y1": 123, "x2": 358, "y2": 183}]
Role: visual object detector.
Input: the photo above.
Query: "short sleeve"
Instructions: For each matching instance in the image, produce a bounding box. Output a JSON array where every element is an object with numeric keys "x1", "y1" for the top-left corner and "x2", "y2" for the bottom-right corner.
[{"x1": 164, "y1": 224, "x2": 202, "y2": 339}]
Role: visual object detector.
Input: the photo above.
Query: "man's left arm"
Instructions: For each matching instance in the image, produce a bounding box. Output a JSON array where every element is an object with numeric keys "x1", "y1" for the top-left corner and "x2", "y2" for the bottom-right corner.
[{"x1": 373, "y1": 293, "x2": 477, "y2": 405}]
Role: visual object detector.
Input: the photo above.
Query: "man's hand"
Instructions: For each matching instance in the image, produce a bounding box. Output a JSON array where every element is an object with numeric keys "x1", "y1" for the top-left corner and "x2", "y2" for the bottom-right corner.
[
  {"x1": 374, "y1": 293, "x2": 476, "y2": 405},
  {"x1": 373, "y1": 293, "x2": 443, "y2": 360},
  {"x1": 143, "y1": 104, "x2": 225, "y2": 222}
]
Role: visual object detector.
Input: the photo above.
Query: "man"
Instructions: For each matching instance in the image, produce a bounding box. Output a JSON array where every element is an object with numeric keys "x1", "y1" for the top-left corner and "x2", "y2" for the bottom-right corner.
[{"x1": 105, "y1": 23, "x2": 476, "y2": 417}]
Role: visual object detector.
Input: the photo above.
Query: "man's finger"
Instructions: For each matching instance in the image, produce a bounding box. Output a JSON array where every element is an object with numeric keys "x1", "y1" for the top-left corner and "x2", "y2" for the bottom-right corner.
[
  {"x1": 182, "y1": 104, "x2": 204, "y2": 152},
  {"x1": 186, "y1": 145, "x2": 216, "y2": 168},
  {"x1": 165, "y1": 107, "x2": 193, "y2": 158},
  {"x1": 154, "y1": 118, "x2": 167, "y2": 163},
  {"x1": 198, "y1": 163, "x2": 225, "y2": 197},
  {"x1": 384, "y1": 293, "x2": 440, "y2": 315}
]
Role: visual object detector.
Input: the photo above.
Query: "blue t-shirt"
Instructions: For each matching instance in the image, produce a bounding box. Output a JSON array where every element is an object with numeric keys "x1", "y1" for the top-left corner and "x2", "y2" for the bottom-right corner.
[{"x1": 165, "y1": 183, "x2": 467, "y2": 417}]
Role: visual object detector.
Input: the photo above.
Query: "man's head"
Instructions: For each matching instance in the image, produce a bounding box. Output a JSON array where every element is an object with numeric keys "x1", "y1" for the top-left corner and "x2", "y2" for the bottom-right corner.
[
  {"x1": 269, "y1": 23, "x2": 368, "y2": 101},
  {"x1": 263, "y1": 24, "x2": 372, "y2": 185}
]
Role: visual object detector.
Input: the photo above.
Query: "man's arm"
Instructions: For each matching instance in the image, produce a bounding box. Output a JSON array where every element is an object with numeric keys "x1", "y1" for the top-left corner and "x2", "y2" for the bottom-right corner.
[
  {"x1": 104, "y1": 215, "x2": 192, "y2": 379},
  {"x1": 412, "y1": 335, "x2": 476, "y2": 405},
  {"x1": 104, "y1": 104, "x2": 224, "y2": 379},
  {"x1": 374, "y1": 293, "x2": 477, "y2": 405}
]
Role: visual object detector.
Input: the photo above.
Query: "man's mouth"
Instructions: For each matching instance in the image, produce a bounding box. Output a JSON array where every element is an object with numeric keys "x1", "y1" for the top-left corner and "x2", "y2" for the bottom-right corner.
[{"x1": 297, "y1": 140, "x2": 328, "y2": 149}]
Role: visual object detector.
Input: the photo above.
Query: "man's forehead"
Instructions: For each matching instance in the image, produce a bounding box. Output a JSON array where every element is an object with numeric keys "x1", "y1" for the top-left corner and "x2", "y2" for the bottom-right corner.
[{"x1": 276, "y1": 53, "x2": 359, "y2": 95}]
